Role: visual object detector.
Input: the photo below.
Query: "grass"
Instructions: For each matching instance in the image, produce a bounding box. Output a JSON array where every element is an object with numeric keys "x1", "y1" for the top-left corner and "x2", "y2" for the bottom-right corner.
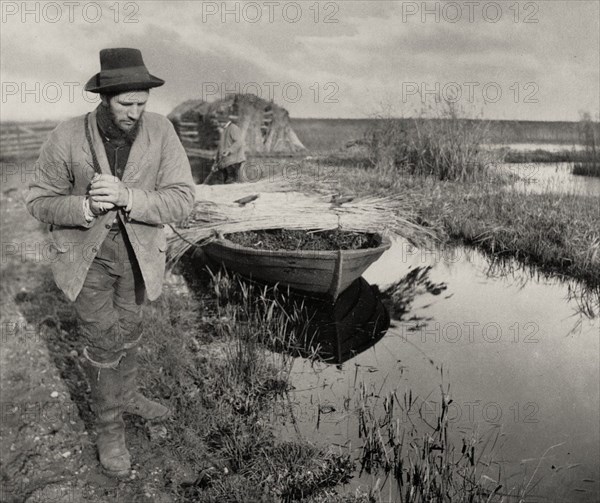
[
  {"x1": 7, "y1": 255, "x2": 362, "y2": 501},
  {"x1": 131, "y1": 261, "x2": 365, "y2": 501},
  {"x1": 501, "y1": 148, "x2": 589, "y2": 164},
  {"x1": 291, "y1": 109, "x2": 598, "y2": 294},
  {"x1": 363, "y1": 103, "x2": 498, "y2": 181},
  {"x1": 573, "y1": 162, "x2": 600, "y2": 177},
  {"x1": 573, "y1": 113, "x2": 599, "y2": 177},
  {"x1": 299, "y1": 153, "x2": 600, "y2": 292},
  {"x1": 354, "y1": 378, "x2": 519, "y2": 502},
  {"x1": 425, "y1": 187, "x2": 600, "y2": 288}
]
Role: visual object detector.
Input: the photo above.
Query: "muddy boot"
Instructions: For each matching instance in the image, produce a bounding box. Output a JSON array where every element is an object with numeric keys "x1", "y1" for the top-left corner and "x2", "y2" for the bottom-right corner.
[
  {"x1": 83, "y1": 360, "x2": 131, "y2": 478},
  {"x1": 121, "y1": 348, "x2": 171, "y2": 421}
]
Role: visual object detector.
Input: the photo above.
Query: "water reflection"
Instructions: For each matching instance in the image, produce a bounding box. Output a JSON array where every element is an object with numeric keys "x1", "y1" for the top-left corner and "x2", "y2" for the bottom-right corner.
[
  {"x1": 281, "y1": 238, "x2": 599, "y2": 502},
  {"x1": 178, "y1": 249, "x2": 391, "y2": 365},
  {"x1": 285, "y1": 277, "x2": 390, "y2": 365},
  {"x1": 177, "y1": 237, "x2": 598, "y2": 501}
]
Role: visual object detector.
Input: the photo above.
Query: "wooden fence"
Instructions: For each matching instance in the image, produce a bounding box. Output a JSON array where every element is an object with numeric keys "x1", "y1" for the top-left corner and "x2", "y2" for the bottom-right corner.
[{"x1": 1, "y1": 122, "x2": 57, "y2": 160}]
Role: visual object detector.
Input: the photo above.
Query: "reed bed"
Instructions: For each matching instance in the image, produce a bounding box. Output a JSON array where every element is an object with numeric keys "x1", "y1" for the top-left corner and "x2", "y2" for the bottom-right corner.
[
  {"x1": 355, "y1": 380, "x2": 520, "y2": 502},
  {"x1": 167, "y1": 180, "x2": 434, "y2": 263},
  {"x1": 364, "y1": 102, "x2": 498, "y2": 181}
]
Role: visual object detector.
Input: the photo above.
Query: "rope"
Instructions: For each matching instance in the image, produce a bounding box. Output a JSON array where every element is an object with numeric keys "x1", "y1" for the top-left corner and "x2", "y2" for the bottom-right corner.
[
  {"x1": 84, "y1": 113, "x2": 102, "y2": 175},
  {"x1": 167, "y1": 224, "x2": 212, "y2": 251}
]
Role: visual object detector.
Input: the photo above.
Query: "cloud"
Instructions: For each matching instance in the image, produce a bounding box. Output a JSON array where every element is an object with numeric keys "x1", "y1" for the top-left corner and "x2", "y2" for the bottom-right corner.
[{"x1": 0, "y1": 0, "x2": 597, "y2": 121}]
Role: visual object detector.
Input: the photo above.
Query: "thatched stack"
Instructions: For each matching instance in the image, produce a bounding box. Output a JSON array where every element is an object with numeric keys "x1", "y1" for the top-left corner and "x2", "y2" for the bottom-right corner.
[{"x1": 168, "y1": 94, "x2": 306, "y2": 157}]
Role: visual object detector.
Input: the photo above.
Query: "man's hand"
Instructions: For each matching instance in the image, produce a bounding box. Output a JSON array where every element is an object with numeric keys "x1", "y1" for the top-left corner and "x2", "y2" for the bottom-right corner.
[
  {"x1": 89, "y1": 174, "x2": 129, "y2": 207},
  {"x1": 89, "y1": 197, "x2": 115, "y2": 215}
]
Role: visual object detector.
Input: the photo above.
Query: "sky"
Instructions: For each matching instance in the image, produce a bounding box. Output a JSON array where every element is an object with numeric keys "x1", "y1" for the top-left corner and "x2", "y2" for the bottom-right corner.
[{"x1": 1, "y1": 0, "x2": 599, "y2": 121}]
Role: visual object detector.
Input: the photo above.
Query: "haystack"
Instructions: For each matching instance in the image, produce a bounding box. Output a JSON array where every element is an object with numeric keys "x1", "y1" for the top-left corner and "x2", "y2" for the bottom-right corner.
[{"x1": 168, "y1": 93, "x2": 306, "y2": 157}]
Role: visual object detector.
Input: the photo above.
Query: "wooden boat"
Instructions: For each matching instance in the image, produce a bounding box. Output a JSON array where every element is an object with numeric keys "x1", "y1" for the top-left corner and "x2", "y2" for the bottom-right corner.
[{"x1": 202, "y1": 232, "x2": 391, "y2": 299}]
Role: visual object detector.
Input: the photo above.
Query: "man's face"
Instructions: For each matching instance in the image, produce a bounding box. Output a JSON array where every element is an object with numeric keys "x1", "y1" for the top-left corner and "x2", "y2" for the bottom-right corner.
[{"x1": 104, "y1": 90, "x2": 149, "y2": 132}]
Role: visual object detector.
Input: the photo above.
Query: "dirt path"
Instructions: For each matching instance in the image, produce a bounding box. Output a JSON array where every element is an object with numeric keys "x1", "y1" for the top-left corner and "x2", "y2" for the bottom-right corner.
[{"x1": 0, "y1": 170, "x2": 175, "y2": 502}]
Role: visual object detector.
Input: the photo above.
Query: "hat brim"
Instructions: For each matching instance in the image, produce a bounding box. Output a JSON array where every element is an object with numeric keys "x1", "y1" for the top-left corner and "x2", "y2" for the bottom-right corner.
[{"x1": 84, "y1": 73, "x2": 165, "y2": 94}]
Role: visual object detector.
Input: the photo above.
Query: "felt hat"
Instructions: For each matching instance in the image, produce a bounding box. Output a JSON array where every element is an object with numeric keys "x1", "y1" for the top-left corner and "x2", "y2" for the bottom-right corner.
[{"x1": 85, "y1": 48, "x2": 164, "y2": 94}]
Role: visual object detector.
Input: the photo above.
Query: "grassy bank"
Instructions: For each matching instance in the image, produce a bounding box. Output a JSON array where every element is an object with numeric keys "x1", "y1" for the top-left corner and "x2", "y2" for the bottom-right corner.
[
  {"x1": 426, "y1": 185, "x2": 600, "y2": 288},
  {"x1": 573, "y1": 162, "x2": 600, "y2": 177},
  {"x1": 501, "y1": 148, "x2": 594, "y2": 164},
  {"x1": 296, "y1": 157, "x2": 599, "y2": 291},
  {"x1": 6, "y1": 260, "x2": 369, "y2": 502}
]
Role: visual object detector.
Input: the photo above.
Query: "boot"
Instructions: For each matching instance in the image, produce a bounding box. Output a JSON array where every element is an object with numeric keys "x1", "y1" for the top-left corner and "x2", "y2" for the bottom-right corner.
[
  {"x1": 83, "y1": 360, "x2": 131, "y2": 478},
  {"x1": 121, "y1": 348, "x2": 171, "y2": 421}
]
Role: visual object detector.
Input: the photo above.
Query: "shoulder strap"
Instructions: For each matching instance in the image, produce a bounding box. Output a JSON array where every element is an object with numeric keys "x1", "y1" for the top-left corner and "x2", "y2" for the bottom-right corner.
[{"x1": 84, "y1": 112, "x2": 102, "y2": 174}]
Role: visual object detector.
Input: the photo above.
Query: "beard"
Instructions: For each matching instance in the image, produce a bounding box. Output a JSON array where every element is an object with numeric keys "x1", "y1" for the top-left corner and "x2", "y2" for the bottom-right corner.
[{"x1": 97, "y1": 103, "x2": 142, "y2": 143}]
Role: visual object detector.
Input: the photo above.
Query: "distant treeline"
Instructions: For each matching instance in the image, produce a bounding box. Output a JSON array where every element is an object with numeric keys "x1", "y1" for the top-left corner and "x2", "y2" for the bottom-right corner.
[{"x1": 291, "y1": 118, "x2": 600, "y2": 152}]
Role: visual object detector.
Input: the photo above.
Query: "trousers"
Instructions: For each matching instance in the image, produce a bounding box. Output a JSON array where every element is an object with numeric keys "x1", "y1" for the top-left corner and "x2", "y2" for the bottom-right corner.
[
  {"x1": 222, "y1": 162, "x2": 243, "y2": 184},
  {"x1": 74, "y1": 221, "x2": 146, "y2": 366}
]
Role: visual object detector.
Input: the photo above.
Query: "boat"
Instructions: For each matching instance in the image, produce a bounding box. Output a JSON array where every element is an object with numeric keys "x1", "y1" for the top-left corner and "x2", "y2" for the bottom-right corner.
[{"x1": 202, "y1": 232, "x2": 391, "y2": 300}]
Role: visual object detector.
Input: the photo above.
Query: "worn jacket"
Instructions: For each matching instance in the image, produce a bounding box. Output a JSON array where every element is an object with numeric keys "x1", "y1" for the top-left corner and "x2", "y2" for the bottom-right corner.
[
  {"x1": 26, "y1": 109, "x2": 195, "y2": 302},
  {"x1": 218, "y1": 122, "x2": 246, "y2": 167}
]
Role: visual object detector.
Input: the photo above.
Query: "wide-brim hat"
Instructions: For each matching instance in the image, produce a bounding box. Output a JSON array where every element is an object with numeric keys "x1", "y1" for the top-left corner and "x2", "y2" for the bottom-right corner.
[{"x1": 85, "y1": 48, "x2": 164, "y2": 94}]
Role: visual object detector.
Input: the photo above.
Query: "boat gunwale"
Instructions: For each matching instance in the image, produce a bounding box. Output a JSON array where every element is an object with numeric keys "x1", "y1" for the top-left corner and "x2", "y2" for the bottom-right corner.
[{"x1": 206, "y1": 233, "x2": 392, "y2": 259}]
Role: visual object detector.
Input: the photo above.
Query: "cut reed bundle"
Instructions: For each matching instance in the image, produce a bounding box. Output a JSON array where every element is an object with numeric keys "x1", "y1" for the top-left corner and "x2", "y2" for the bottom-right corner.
[{"x1": 167, "y1": 180, "x2": 434, "y2": 264}]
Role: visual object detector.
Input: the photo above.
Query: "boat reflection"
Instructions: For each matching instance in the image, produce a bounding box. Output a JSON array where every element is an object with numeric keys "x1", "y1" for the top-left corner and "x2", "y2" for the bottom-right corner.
[
  {"x1": 176, "y1": 249, "x2": 390, "y2": 365},
  {"x1": 281, "y1": 277, "x2": 390, "y2": 365}
]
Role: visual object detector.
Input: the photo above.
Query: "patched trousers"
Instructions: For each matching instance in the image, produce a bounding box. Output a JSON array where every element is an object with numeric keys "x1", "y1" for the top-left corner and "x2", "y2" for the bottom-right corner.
[{"x1": 74, "y1": 221, "x2": 146, "y2": 367}]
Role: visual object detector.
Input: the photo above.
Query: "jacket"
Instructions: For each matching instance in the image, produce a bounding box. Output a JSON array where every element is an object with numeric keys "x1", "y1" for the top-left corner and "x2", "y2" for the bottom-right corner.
[
  {"x1": 26, "y1": 109, "x2": 195, "y2": 302},
  {"x1": 218, "y1": 122, "x2": 246, "y2": 167}
]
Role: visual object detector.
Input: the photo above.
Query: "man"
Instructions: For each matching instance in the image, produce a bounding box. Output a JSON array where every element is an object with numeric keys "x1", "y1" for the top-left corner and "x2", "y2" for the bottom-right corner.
[
  {"x1": 215, "y1": 117, "x2": 246, "y2": 183},
  {"x1": 26, "y1": 48, "x2": 195, "y2": 478}
]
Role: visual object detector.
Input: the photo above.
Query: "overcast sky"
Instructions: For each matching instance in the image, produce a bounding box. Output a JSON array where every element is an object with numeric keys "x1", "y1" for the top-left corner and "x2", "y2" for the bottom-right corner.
[{"x1": 1, "y1": 0, "x2": 598, "y2": 121}]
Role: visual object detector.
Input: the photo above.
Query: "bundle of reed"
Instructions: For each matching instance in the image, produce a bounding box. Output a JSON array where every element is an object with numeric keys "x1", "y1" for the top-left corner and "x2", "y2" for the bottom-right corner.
[{"x1": 167, "y1": 180, "x2": 434, "y2": 264}]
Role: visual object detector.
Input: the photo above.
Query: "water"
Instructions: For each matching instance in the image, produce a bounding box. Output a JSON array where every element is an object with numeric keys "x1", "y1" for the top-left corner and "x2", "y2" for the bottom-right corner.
[
  {"x1": 276, "y1": 241, "x2": 599, "y2": 501},
  {"x1": 498, "y1": 162, "x2": 600, "y2": 196},
  {"x1": 274, "y1": 165, "x2": 600, "y2": 501},
  {"x1": 484, "y1": 143, "x2": 587, "y2": 153}
]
